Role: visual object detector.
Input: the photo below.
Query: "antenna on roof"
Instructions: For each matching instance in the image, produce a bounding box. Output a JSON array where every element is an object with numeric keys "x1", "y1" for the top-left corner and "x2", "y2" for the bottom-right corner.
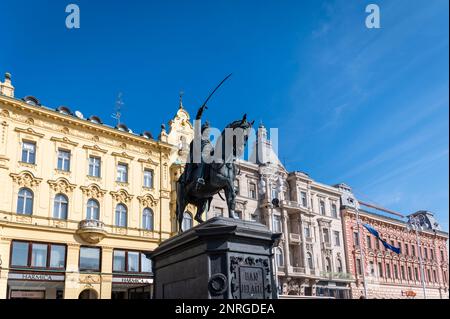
[{"x1": 111, "y1": 92, "x2": 124, "y2": 126}]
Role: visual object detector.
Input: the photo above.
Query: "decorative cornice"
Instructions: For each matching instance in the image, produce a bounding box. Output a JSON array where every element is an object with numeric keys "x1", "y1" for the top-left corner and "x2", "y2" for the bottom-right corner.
[
  {"x1": 50, "y1": 136, "x2": 79, "y2": 146},
  {"x1": 137, "y1": 193, "x2": 159, "y2": 207},
  {"x1": 10, "y1": 171, "x2": 42, "y2": 188},
  {"x1": 111, "y1": 151, "x2": 135, "y2": 160},
  {"x1": 138, "y1": 157, "x2": 160, "y2": 166},
  {"x1": 82, "y1": 144, "x2": 108, "y2": 154},
  {"x1": 80, "y1": 184, "x2": 107, "y2": 199},
  {"x1": 47, "y1": 178, "x2": 77, "y2": 194},
  {"x1": 110, "y1": 189, "x2": 134, "y2": 203},
  {"x1": 14, "y1": 127, "x2": 44, "y2": 138}
]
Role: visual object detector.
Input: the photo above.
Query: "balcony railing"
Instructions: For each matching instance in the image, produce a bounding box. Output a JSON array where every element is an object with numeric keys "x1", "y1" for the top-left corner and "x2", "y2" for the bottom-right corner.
[
  {"x1": 292, "y1": 266, "x2": 305, "y2": 274},
  {"x1": 79, "y1": 219, "x2": 105, "y2": 230},
  {"x1": 320, "y1": 271, "x2": 354, "y2": 280},
  {"x1": 77, "y1": 219, "x2": 107, "y2": 244}
]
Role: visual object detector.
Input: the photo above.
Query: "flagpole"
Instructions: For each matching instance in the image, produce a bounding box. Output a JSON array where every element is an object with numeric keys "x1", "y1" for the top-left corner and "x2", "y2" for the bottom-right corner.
[{"x1": 355, "y1": 206, "x2": 368, "y2": 299}]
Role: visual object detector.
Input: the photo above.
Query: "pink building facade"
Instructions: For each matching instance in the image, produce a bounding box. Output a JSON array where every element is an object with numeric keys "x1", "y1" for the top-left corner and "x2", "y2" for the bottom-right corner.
[{"x1": 341, "y1": 206, "x2": 449, "y2": 299}]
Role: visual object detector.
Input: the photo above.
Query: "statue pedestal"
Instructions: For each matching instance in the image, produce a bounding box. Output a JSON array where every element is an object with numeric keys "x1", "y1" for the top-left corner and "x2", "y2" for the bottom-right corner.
[{"x1": 151, "y1": 217, "x2": 281, "y2": 299}]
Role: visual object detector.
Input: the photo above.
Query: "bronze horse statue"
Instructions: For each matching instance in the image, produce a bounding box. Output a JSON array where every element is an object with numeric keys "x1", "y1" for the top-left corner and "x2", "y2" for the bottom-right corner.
[{"x1": 176, "y1": 114, "x2": 254, "y2": 232}]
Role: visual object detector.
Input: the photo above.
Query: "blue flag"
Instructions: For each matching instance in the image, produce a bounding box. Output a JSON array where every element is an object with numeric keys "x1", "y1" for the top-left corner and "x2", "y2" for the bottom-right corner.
[{"x1": 363, "y1": 223, "x2": 401, "y2": 254}]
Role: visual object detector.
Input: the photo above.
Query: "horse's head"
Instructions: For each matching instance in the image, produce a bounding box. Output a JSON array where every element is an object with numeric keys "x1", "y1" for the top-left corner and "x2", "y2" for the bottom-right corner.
[{"x1": 219, "y1": 114, "x2": 254, "y2": 161}]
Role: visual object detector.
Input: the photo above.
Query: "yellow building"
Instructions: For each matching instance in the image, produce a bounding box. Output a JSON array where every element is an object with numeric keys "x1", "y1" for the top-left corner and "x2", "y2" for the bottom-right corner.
[{"x1": 0, "y1": 72, "x2": 175, "y2": 299}]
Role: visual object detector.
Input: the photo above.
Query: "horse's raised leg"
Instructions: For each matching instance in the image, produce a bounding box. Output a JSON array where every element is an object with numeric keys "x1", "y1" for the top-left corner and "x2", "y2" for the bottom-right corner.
[
  {"x1": 194, "y1": 200, "x2": 206, "y2": 224},
  {"x1": 224, "y1": 183, "x2": 238, "y2": 219}
]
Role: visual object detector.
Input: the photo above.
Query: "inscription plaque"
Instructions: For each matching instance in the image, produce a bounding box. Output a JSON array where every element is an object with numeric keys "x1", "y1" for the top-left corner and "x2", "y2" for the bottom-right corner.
[{"x1": 239, "y1": 266, "x2": 264, "y2": 299}]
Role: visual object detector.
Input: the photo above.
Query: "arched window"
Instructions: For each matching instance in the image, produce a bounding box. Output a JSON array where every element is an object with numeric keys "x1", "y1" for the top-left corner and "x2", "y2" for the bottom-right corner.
[
  {"x1": 307, "y1": 252, "x2": 314, "y2": 269},
  {"x1": 17, "y1": 188, "x2": 33, "y2": 215},
  {"x1": 182, "y1": 212, "x2": 193, "y2": 231},
  {"x1": 275, "y1": 247, "x2": 284, "y2": 267},
  {"x1": 115, "y1": 204, "x2": 127, "y2": 227},
  {"x1": 86, "y1": 199, "x2": 100, "y2": 220},
  {"x1": 325, "y1": 257, "x2": 332, "y2": 272},
  {"x1": 337, "y1": 258, "x2": 343, "y2": 273},
  {"x1": 53, "y1": 194, "x2": 68, "y2": 219},
  {"x1": 142, "y1": 208, "x2": 154, "y2": 230}
]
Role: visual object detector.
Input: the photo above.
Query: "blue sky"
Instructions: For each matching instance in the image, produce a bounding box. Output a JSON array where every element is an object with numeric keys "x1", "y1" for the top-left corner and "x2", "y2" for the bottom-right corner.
[{"x1": 1, "y1": 0, "x2": 448, "y2": 230}]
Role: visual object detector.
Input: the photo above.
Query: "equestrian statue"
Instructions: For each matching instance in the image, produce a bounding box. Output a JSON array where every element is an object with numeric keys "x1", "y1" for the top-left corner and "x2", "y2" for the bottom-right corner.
[{"x1": 175, "y1": 74, "x2": 254, "y2": 232}]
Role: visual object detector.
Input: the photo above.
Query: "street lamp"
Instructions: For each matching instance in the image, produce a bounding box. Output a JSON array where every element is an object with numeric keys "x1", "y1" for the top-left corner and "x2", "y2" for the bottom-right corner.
[{"x1": 406, "y1": 214, "x2": 427, "y2": 299}]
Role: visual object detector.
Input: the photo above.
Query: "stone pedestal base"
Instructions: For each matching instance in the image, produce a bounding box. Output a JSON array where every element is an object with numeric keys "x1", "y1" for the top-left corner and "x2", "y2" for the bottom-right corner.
[{"x1": 151, "y1": 217, "x2": 281, "y2": 299}]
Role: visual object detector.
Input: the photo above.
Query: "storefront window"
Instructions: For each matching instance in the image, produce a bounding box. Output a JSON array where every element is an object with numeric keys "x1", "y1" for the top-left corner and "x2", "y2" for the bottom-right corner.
[
  {"x1": 11, "y1": 241, "x2": 29, "y2": 266},
  {"x1": 31, "y1": 244, "x2": 48, "y2": 267},
  {"x1": 113, "y1": 250, "x2": 126, "y2": 272},
  {"x1": 141, "y1": 254, "x2": 152, "y2": 273},
  {"x1": 79, "y1": 247, "x2": 101, "y2": 272},
  {"x1": 50, "y1": 245, "x2": 66, "y2": 268},
  {"x1": 127, "y1": 252, "x2": 140, "y2": 272}
]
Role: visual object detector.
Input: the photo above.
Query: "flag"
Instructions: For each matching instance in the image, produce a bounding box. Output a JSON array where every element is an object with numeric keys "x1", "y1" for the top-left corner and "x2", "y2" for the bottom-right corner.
[{"x1": 363, "y1": 223, "x2": 401, "y2": 254}]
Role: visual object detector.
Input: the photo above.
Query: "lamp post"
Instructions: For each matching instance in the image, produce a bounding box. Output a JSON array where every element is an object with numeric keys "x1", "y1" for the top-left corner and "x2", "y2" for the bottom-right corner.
[{"x1": 406, "y1": 214, "x2": 427, "y2": 299}]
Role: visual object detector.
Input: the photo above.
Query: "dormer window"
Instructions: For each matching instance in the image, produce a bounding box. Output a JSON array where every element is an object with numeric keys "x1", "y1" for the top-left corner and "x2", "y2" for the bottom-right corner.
[
  {"x1": 56, "y1": 106, "x2": 72, "y2": 115},
  {"x1": 116, "y1": 124, "x2": 128, "y2": 132},
  {"x1": 141, "y1": 131, "x2": 153, "y2": 139},
  {"x1": 22, "y1": 96, "x2": 41, "y2": 106},
  {"x1": 88, "y1": 116, "x2": 103, "y2": 124}
]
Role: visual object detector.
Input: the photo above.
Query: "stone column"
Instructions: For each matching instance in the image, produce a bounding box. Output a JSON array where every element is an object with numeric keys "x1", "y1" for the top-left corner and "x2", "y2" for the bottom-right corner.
[
  {"x1": 100, "y1": 247, "x2": 113, "y2": 299},
  {"x1": 300, "y1": 218, "x2": 307, "y2": 268},
  {"x1": 0, "y1": 237, "x2": 11, "y2": 299},
  {"x1": 282, "y1": 209, "x2": 291, "y2": 273},
  {"x1": 64, "y1": 244, "x2": 80, "y2": 299}
]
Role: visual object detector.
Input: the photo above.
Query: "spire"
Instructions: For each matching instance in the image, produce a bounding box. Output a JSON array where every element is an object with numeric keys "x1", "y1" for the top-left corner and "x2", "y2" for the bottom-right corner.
[{"x1": 179, "y1": 90, "x2": 184, "y2": 109}]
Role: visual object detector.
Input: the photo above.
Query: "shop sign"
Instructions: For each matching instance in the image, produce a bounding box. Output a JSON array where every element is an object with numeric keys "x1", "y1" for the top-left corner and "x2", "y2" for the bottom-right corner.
[
  {"x1": 112, "y1": 277, "x2": 153, "y2": 284},
  {"x1": 8, "y1": 272, "x2": 65, "y2": 282}
]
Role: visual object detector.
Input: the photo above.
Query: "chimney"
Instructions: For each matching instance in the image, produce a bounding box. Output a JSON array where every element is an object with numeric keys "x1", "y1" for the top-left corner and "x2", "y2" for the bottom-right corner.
[{"x1": 0, "y1": 72, "x2": 15, "y2": 97}]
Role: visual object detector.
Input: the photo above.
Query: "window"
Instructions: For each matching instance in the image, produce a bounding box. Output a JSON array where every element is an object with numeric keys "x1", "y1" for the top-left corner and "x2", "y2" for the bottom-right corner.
[
  {"x1": 57, "y1": 149, "x2": 70, "y2": 171},
  {"x1": 304, "y1": 225, "x2": 311, "y2": 238},
  {"x1": 300, "y1": 191, "x2": 307, "y2": 207},
  {"x1": 214, "y1": 207, "x2": 224, "y2": 217},
  {"x1": 319, "y1": 200, "x2": 326, "y2": 215},
  {"x1": 366, "y1": 235, "x2": 372, "y2": 249},
  {"x1": 11, "y1": 241, "x2": 66, "y2": 269},
  {"x1": 271, "y1": 188, "x2": 278, "y2": 200},
  {"x1": 433, "y1": 270, "x2": 437, "y2": 283},
  {"x1": 334, "y1": 231, "x2": 340, "y2": 246},
  {"x1": 307, "y1": 252, "x2": 314, "y2": 269},
  {"x1": 386, "y1": 264, "x2": 391, "y2": 278},
  {"x1": 117, "y1": 163, "x2": 128, "y2": 183},
  {"x1": 356, "y1": 259, "x2": 362, "y2": 275},
  {"x1": 11, "y1": 242, "x2": 29, "y2": 266},
  {"x1": 331, "y1": 203, "x2": 338, "y2": 218},
  {"x1": 369, "y1": 261, "x2": 375, "y2": 276},
  {"x1": 405, "y1": 243, "x2": 409, "y2": 255},
  {"x1": 113, "y1": 250, "x2": 152, "y2": 273},
  {"x1": 412, "y1": 245, "x2": 416, "y2": 257},
  {"x1": 182, "y1": 212, "x2": 193, "y2": 231},
  {"x1": 353, "y1": 232, "x2": 360, "y2": 247},
  {"x1": 375, "y1": 238, "x2": 380, "y2": 250},
  {"x1": 50, "y1": 245, "x2": 66, "y2": 268},
  {"x1": 86, "y1": 199, "x2": 100, "y2": 220},
  {"x1": 21, "y1": 141, "x2": 36, "y2": 164},
  {"x1": 337, "y1": 258, "x2": 343, "y2": 273},
  {"x1": 325, "y1": 258, "x2": 332, "y2": 272},
  {"x1": 53, "y1": 194, "x2": 68, "y2": 220},
  {"x1": 79, "y1": 247, "x2": 101, "y2": 271},
  {"x1": 142, "y1": 208, "x2": 154, "y2": 230},
  {"x1": 272, "y1": 215, "x2": 282, "y2": 233},
  {"x1": 235, "y1": 210, "x2": 243, "y2": 219},
  {"x1": 430, "y1": 248, "x2": 434, "y2": 260},
  {"x1": 424, "y1": 247, "x2": 428, "y2": 259},
  {"x1": 143, "y1": 169, "x2": 154, "y2": 188},
  {"x1": 323, "y1": 228, "x2": 330, "y2": 243},
  {"x1": 275, "y1": 248, "x2": 284, "y2": 267},
  {"x1": 249, "y1": 183, "x2": 256, "y2": 199},
  {"x1": 401, "y1": 265, "x2": 406, "y2": 280},
  {"x1": 394, "y1": 264, "x2": 399, "y2": 279},
  {"x1": 17, "y1": 188, "x2": 33, "y2": 215},
  {"x1": 378, "y1": 262, "x2": 383, "y2": 277},
  {"x1": 115, "y1": 204, "x2": 127, "y2": 227},
  {"x1": 427, "y1": 269, "x2": 431, "y2": 283},
  {"x1": 88, "y1": 156, "x2": 101, "y2": 177},
  {"x1": 408, "y1": 267, "x2": 412, "y2": 280},
  {"x1": 415, "y1": 268, "x2": 419, "y2": 280}
]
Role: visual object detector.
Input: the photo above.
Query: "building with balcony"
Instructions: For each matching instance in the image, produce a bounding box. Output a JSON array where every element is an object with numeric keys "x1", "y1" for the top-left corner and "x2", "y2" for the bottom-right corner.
[
  {"x1": 339, "y1": 184, "x2": 449, "y2": 299},
  {"x1": 0, "y1": 73, "x2": 175, "y2": 299}
]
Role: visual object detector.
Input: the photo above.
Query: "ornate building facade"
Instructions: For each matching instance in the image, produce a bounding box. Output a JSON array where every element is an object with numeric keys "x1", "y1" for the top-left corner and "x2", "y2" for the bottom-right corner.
[
  {"x1": 0, "y1": 73, "x2": 174, "y2": 299},
  {"x1": 339, "y1": 184, "x2": 449, "y2": 299}
]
